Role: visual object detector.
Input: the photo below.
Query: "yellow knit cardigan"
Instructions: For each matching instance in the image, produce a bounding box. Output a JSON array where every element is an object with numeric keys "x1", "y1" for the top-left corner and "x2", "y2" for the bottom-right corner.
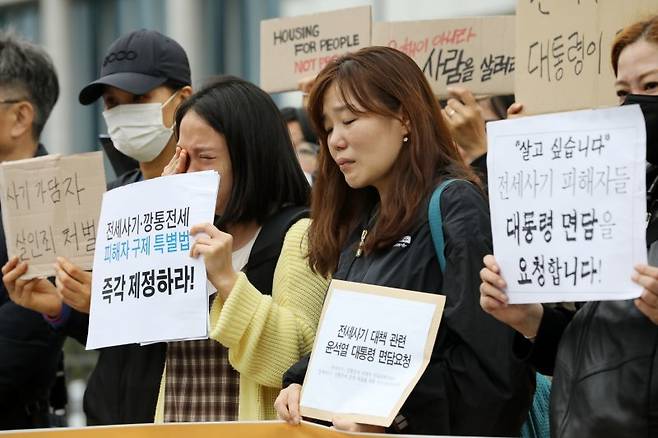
[{"x1": 155, "y1": 218, "x2": 329, "y2": 421}]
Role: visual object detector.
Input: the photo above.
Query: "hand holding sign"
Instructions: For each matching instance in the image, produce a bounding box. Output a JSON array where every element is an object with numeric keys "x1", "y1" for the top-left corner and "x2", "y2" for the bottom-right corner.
[
  {"x1": 55, "y1": 257, "x2": 92, "y2": 314},
  {"x1": 2, "y1": 256, "x2": 61, "y2": 317},
  {"x1": 479, "y1": 255, "x2": 545, "y2": 339},
  {"x1": 190, "y1": 222, "x2": 238, "y2": 299},
  {"x1": 632, "y1": 264, "x2": 658, "y2": 325},
  {"x1": 275, "y1": 383, "x2": 302, "y2": 425}
]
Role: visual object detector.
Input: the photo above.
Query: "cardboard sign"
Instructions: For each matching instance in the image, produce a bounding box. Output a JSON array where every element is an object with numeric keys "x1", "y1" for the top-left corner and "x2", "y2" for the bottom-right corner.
[
  {"x1": 300, "y1": 280, "x2": 445, "y2": 427},
  {"x1": 487, "y1": 105, "x2": 646, "y2": 303},
  {"x1": 373, "y1": 16, "x2": 515, "y2": 98},
  {"x1": 86, "y1": 171, "x2": 219, "y2": 350},
  {"x1": 0, "y1": 152, "x2": 106, "y2": 279},
  {"x1": 260, "y1": 6, "x2": 371, "y2": 92},
  {"x1": 516, "y1": 0, "x2": 657, "y2": 115}
]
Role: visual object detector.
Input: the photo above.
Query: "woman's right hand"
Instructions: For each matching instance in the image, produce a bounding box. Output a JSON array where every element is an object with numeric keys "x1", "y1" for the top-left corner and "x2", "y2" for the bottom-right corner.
[
  {"x1": 162, "y1": 146, "x2": 189, "y2": 176},
  {"x1": 479, "y1": 254, "x2": 544, "y2": 339},
  {"x1": 2, "y1": 256, "x2": 62, "y2": 317},
  {"x1": 274, "y1": 383, "x2": 302, "y2": 425}
]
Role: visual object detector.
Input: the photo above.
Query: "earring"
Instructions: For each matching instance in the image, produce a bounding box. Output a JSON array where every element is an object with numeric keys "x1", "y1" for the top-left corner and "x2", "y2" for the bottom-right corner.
[{"x1": 403, "y1": 136, "x2": 409, "y2": 143}]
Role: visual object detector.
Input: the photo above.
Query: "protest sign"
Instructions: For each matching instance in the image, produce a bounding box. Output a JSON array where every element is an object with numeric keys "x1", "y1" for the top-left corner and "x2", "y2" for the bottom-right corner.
[
  {"x1": 516, "y1": 0, "x2": 656, "y2": 115},
  {"x1": 86, "y1": 171, "x2": 219, "y2": 350},
  {"x1": 487, "y1": 105, "x2": 646, "y2": 303},
  {"x1": 260, "y1": 6, "x2": 371, "y2": 93},
  {"x1": 373, "y1": 16, "x2": 515, "y2": 98},
  {"x1": 300, "y1": 280, "x2": 445, "y2": 427},
  {"x1": 0, "y1": 152, "x2": 106, "y2": 279}
]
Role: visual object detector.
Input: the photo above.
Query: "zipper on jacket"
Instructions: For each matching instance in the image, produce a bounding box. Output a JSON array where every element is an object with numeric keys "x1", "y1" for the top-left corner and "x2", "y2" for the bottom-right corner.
[{"x1": 355, "y1": 229, "x2": 368, "y2": 257}]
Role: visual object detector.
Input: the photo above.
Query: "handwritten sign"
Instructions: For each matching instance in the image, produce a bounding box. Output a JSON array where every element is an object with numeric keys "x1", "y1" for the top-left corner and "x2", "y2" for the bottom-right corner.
[
  {"x1": 487, "y1": 105, "x2": 646, "y2": 303},
  {"x1": 260, "y1": 6, "x2": 371, "y2": 93},
  {"x1": 373, "y1": 16, "x2": 515, "y2": 98},
  {"x1": 300, "y1": 280, "x2": 445, "y2": 427},
  {"x1": 0, "y1": 152, "x2": 106, "y2": 279},
  {"x1": 86, "y1": 171, "x2": 219, "y2": 350},
  {"x1": 516, "y1": 0, "x2": 656, "y2": 114}
]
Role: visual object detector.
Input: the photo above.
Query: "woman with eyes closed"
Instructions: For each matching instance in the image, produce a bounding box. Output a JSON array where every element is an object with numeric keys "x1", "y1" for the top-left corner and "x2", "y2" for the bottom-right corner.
[
  {"x1": 274, "y1": 46, "x2": 533, "y2": 436},
  {"x1": 153, "y1": 76, "x2": 329, "y2": 422},
  {"x1": 479, "y1": 15, "x2": 658, "y2": 438}
]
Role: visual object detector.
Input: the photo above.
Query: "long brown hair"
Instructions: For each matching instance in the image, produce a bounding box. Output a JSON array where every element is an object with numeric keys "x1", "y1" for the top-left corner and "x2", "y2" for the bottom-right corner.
[
  {"x1": 611, "y1": 15, "x2": 658, "y2": 76},
  {"x1": 307, "y1": 46, "x2": 480, "y2": 276}
]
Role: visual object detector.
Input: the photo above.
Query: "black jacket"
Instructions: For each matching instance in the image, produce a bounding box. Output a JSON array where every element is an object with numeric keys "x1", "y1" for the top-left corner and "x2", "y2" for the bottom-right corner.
[
  {"x1": 284, "y1": 181, "x2": 533, "y2": 436},
  {"x1": 0, "y1": 144, "x2": 65, "y2": 429},
  {"x1": 515, "y1": 164, "x2": 658, "y2": 438},
  {"x1": 62, "y1": 200, "x2": 308, "y2": 425}
]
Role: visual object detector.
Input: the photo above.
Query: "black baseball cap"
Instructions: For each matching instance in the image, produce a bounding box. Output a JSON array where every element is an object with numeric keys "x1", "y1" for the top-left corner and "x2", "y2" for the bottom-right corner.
[{"x1": 79, "y1": 29, "x2": 191, "y2": 105}]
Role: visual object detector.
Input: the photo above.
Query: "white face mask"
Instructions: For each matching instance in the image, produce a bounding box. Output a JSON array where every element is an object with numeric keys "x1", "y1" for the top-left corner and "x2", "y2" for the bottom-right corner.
[{"x1": 102, "y1": 91, "x2": 178, "y2": 162}]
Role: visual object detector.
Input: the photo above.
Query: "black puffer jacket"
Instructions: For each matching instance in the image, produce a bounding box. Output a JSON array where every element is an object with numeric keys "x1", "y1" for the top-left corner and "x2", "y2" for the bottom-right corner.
[{"x1": 519, "y1": 164, "x2": 658, "y2": 438}]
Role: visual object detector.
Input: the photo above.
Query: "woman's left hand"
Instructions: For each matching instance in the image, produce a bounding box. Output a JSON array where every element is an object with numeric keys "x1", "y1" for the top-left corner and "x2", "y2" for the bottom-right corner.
[
  {"x1": 332, "y1": 416, "x2": 386, "y2": 433},
  {"x1": 632, "y1": 264, "x2": 658, "y2": 324},
  {"x1": 55, "y1": 257, "x2": 92, "y2": 314},
  {"x1": 190, "y1": 223, "x2": 238, "y2": 300}
]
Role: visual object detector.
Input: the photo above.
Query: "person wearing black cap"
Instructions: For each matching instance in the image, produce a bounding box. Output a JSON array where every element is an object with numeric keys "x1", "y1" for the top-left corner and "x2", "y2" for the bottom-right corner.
[
  {"x1": 5, "y1": 29, "x2": 193, "y2": 425},
  {"x1": 80, "y1": 28, "x2": 193, "y2": 185}
]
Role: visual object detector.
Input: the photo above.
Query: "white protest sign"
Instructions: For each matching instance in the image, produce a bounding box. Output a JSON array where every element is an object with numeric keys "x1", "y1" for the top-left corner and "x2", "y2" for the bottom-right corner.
[
  {"x1": 260, "y1": 6, "x2": 371, "y2": 93},
  {"x1": 0, "y1": 152, "x2": 106, "y2": 279},
  {"x1": 300, "y1": 280, "x2": 445, "y2": 427},
  {"x1": 87, "y1": 171, "x2": 219, "y2": 350},
  {"x1": 487, "y1": 105, "x2": 646, "y2": 303},
  {"x1": 372, "y1": 16, "x2": 515, "y2": 98}
]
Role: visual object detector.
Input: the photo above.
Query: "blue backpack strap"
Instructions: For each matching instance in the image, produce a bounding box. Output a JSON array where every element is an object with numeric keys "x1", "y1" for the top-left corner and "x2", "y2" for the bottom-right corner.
[{"x1": 428, "y1": 178, "x2": 458, "y2": 273}]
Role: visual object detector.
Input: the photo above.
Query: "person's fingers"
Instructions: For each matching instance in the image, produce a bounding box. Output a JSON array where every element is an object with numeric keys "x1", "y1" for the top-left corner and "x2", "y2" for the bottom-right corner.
[
  {"x1": 480, "y1": 266, "x2": 507, "y2": 289},
  {"x1": 287, "y1": 384, "x2": 302, "y2": 425},
  {"x1": 507, "y1": 102, "x2": 524, "y2": 117},
  {"x1": 274, "y1": 390, "x2": 294, "y2": 424},
  {"x1": 2, "y1": 256, "x2": 19, "y2": 275},
  {"x1": 3, "y1": 260, "x2": 28, "y2": 285},
  {"x1": 479, "y1": 281, "x2": 509, "y2": 305},
  {"x1": 632, "y1": 271, "x2": 658, "y2": 295},
  {"x1": 190, "y1": 223, "x2": 221, "y2": 238},
  {"x1": 480, "y1": 294, "x2": 505, "y2": 313},
  {"x1": 447, "y1": 85, "x2": 478, "y2": 107},
  {"x1": 332, "y1": 416, "x2": 358, "y2": 431},
  {"x1": 483, "y1": 254, "x2": 500, "y2": 273},
  {"x1": 56, "y1": 257, "x2": 90, "y2": 285},
  {"x1": 175, "y1": 148, "x2": 189, "y2": 173},
  {"x1": 446, "y1": 98, "x2": 467, "y2": 116},
  {"x1": 635, "y1": 264, "x2": 658, "y2": 278},
  {"x1": 189, "y1": 241, "x2": 213, "y2": 259},
  {"x1": 191, "y1": 236, "x2": 213, "y2": 247},
  {"x1": 162, "y1": 147, "x2": 181, "y2": 176},
  {"x1": 639, "y1": 289, "x2": 658, "y2": 308}
]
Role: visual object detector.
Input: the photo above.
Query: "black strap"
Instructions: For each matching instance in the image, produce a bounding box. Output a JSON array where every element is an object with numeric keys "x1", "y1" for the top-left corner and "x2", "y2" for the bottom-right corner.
[{"x1": 243, "y1": 206, "x2": 310, "y2": 295}]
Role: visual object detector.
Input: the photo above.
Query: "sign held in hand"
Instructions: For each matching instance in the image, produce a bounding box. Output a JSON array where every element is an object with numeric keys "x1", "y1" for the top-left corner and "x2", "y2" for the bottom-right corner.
[
  {"x1": 487, "y1": 105, "x2": 647, "y2": 303},
  {"x1": 0, "y1": 151, "x2": 106, "y2": 279},
  {"x1": 300, "y1": 280, "x2": 445, "y2": 427}
]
